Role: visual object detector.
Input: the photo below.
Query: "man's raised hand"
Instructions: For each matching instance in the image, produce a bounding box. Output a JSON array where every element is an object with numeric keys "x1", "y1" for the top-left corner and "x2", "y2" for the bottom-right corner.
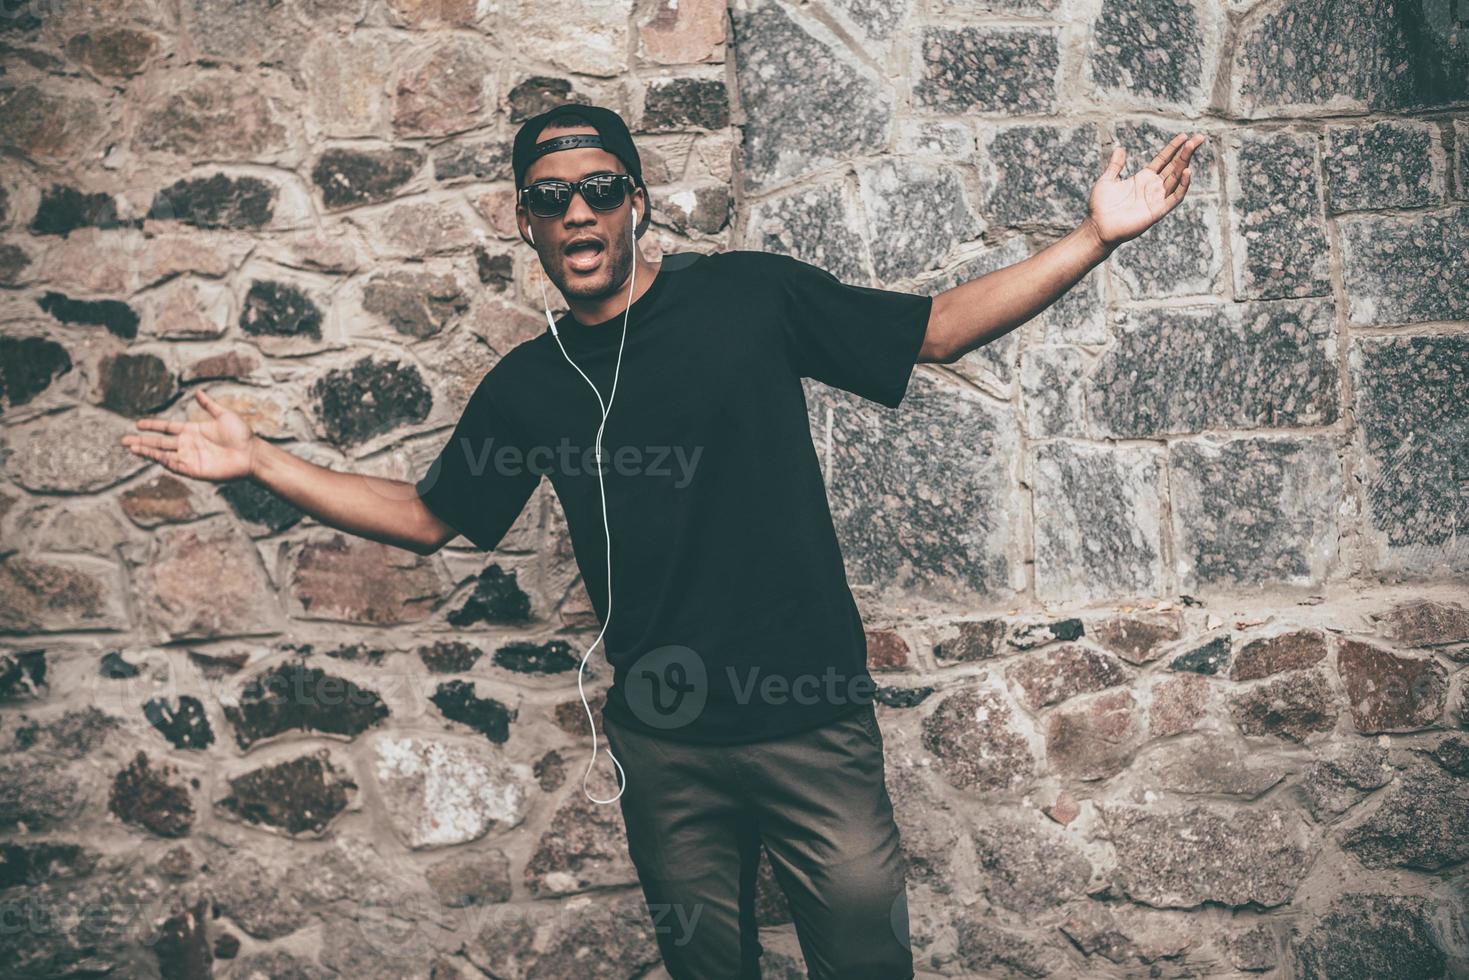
[
  {"x1": 1084, "y1": 132, "x2": 1206, "y2": 252},
  {"x1": 119, "y1": 388, "x2": 258, "y2": 482}
]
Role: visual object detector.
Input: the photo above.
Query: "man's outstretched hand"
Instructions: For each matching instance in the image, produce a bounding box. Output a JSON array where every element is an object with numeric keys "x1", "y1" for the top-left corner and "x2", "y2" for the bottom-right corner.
[
  {"x1": 1084, "y1": 132, "x2": 1206, "y2": 253},
  {"x1": 120, "y1": 388, "x2": 258, "y2": 482}
]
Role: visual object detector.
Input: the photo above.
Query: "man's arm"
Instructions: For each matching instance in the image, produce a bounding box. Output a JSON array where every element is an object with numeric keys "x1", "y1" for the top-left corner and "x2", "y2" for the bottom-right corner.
[
  {"x1": 919, "y1": 132, "x2": 1206, "y2": 365},
  {"x1": 248, "y1": 438, "x2": 456, "y2": 556},
  {"x1": 121, "y1": 388, "x2": 455, "y2": 555},
  {"x1": 921, "y1": 218, "x2": 1112, "y2": 364}
]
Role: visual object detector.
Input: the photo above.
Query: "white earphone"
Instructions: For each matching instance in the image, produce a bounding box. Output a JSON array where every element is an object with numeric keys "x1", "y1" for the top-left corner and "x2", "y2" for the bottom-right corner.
[{"x1": 537, "y1": 205, "x2": 639, "y2": 805}]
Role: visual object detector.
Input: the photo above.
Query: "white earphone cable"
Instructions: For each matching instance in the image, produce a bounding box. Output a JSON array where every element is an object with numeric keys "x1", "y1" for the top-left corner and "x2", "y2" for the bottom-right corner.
[{"x1": 536, "y1": 207, "x2": 639, "y2": 805}]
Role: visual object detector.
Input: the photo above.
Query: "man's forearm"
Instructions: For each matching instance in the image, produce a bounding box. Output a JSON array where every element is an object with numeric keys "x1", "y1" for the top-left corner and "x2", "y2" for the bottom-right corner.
[
  {"x1": 248, "y1": 437, "x2": 436, "y2": 553},
  {"x1": 922, "y1": 218, "x2": 1113, "y2": 364}
]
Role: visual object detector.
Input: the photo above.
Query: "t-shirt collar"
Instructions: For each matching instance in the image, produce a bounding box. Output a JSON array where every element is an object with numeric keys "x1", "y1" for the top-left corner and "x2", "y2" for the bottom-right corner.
[{"x1": 552, "y1": 260, "x2": 672, "y2": 352}]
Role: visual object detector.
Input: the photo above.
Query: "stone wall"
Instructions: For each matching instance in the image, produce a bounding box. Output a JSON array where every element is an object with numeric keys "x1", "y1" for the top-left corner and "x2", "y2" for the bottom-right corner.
[{"x1": 1, "y1": 0, "x2": 1468, "y2": 976}]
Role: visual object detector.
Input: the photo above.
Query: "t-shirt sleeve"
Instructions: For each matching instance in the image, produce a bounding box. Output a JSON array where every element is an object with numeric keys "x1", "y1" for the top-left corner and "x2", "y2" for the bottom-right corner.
[
  {"x1": 774, "y1": 252, "x2": 934, "y2": 409},
  {"x1": 414, "y1": 371, "x2": 541, "y2": 552}
]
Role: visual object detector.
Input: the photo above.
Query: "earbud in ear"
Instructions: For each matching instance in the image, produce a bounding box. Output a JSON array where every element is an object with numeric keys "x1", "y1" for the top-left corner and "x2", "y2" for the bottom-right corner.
[{"x1": 527, "y1": 226, "x2": 535, "y2": 245}]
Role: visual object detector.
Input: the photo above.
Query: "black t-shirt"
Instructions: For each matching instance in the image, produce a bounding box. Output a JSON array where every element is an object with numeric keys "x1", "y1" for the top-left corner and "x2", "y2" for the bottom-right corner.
[{"x1": 415, "y1": 248, "x2": 932, "y2": 744}]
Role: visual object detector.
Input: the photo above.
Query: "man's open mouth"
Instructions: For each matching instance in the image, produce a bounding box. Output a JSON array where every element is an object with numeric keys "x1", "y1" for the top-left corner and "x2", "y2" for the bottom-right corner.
[{"x1": 565, "y1": 239, "x2": 605, "y2": 272}]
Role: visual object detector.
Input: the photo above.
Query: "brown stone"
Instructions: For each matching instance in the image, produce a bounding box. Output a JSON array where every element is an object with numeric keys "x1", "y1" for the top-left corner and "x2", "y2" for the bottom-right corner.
[
  {"x1": 426, "y1": 850, "x2": 512, "y2": 907},
  {"x1": 137, "y1": 231, "x2": 244, "y2": 283},
  {"x1": 1059, "y1": 903, "x2": 1194, "y2": 967},
  {"x1": 1044, "y1": 789, "x2": 1080, "y2": 826},
  {"x1": 285, "y1": 532, "x2": 445, "y2": 625},
  {"x1": 461, "y1": 890, "x2": 657, "y2": 980},
  {"x1": 146, "y1": 278, "x2": 232, "y2": 340},
  {"x1": 1230, "y1": 628, "x2": 1329, "y2": 680},
  {"x1": 468, "y1": 295, "x2": 546, "y2": 356},
  {"x1": 39, "y1": 228, "x2": 140, "y2": 293},
  {"x1": 97, "y1": 351, "x2": 177, "y2": 416},
  {"x1": 921, "y1": 686, "x2": 1037, "y2": 792},
  {"x1": 866, "y1": 629, "x2": 910, "y2": 670},
  {"x1": 362, "y1": 270, "x2": 467, "y2": 338},
  {"x1": 4, "y1": 404, "x2": 147, "y2": 492},
  {"x1": 971, "y1": 810, "x2": 1093, "y2": 915},
  {"x1": 1101, "y1": 803, "x2": 1313, "y2": 908},
  {"x1": 638, "y1": 0, "x2": 726, "y2": 65},
  {"x1": 0, "y1": 86, "x2": 102, "y2": 160},
  {"x1": 109, "y1": 752, "x2": 194, "y2": 838},
  {"x1": 1295, "y1": 744, "x2": 1392, "y2": 821},
  {"x1": 216, "y1": 750, "x2": 356, "y2": 837},
  {"x1": 553, "y1": 690, "x2": 607, "y2": 736},
  {"x1": 1089, "y1": 611, "x2": 1184, "y2": 664},
  {"x1": 1337, "y1": 639, "x2": 1447, "y2": 732},
  {"x1": 393, "y1": 37, "x2": 496, "y2": 137},
  {"x1": 181, "y1": 348, "x2": 260, "y2": 382},
  {"x1": 469, "y1": 188, "x2": 519, "y2": 236},
  {"x1": 933, "y1": 617, "x2": 1007, "y2": 663},
  {"x1": 1371, "y1": 598, "x2": 1469, "y2": 649},
  {"x1": 135, "y1": 74, "x2": 289, "y2": 159},
  {"x1": 131, "y1": 517, "x2": 283, "y2": 639},
  {"x1": 373, "y1": 201, "x2": 472, "y2": 257},
  {"x1": 303, "y1": 33, "x2": 406, "y2": 138},
  {"x1": 1148, "y1": 672, "x2": 1210, "y2": 737},
  {"x1": 1132, "y1": 734, "x2": 1290, "y2": 799},
  {"x1": 118, "y1": 476, "x2": 204, "y2": 528},
  {"x1": 524, "y1": 765, "x2": 634, "y2": 897},
  {"x1": 1338, "y1": 761, "x2": 1469, "y2": 870},
  {"x1": 1006, "y1": 643, "x2": 1128, "y2": 710},
  {"x1": 1230, "y1": 668, "x2": 1339, "y2": 742},
  {"x1": 66, "y1": 27, "x2": 159, "y2": 77},
  {"x1": 1046, "y1": 688, "x2": 1141, "y2": 780},
  {"x1": 385, "y1": 0, "x2": 481, "y2": 26},
  {"x1": 0, "y1": 554, "x2": 127, "y2": 632}
]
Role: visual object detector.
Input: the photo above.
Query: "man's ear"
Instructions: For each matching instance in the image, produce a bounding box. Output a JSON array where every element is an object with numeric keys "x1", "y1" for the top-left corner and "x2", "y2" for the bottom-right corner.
[
  {"x1": 634, "y1": 186, "x2": 650, "y2": 236},
  {"x1": 516, "y1": 206, "x2": 534, "y2": 247}
]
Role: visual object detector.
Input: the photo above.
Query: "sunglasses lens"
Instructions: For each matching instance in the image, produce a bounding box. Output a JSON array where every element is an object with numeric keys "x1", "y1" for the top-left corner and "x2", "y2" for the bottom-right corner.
[
  {"x1": 525, "y1": 175, "x2": 628, "y2": 217},
  {"x1": 528, "y1": 182, "x2": 570, "y2": 217},
  {"x1": 583, "y1": 175, "x2": 626, "y2": 210}
]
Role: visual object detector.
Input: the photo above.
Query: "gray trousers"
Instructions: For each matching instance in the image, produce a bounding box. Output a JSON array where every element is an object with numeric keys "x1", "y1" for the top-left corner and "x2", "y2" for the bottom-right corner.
[{"x1": 602, "y1": 702, "x2": 913, "y2": 980}]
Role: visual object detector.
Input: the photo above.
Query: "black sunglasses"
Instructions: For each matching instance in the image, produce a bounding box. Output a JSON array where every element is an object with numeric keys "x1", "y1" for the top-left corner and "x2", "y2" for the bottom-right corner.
[{"x1": 519, "y1": 173, "x2": 635, "y2": 218}]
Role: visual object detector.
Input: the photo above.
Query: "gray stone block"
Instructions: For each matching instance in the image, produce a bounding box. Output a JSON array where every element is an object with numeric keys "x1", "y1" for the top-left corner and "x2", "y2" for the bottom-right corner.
[
  {"x1": 1226, "y1": 131, "x2": 1331, "y2": 300},
  {"x1": 1322, "y1": 120, "x2": 1441, "y2": 213},
  {"x1": 1109, "y1": 196, "x2": 1223, "y2": 299},
  {"x1": 1086, "y1": 0, "x2": 1223, "y2": 111},
  {"x1": 1088, "y1": 300, "x2": 1340, "y2": 438},
  {"x1": 808, "y1": 370, "x2": 1021, "y2": 600},
  {"x1": 732, "y1": 0, "x2": 895, "y2": 194},
  {"x1": 746, "y1": 181, "x2": 871, "y2": 285},
  {"x1": 1033, "y1": 440, "x2": 1165, "y2": 603},
  {"x1": 1350, "y1": 333, "x2": 1469, "y2": 575},
  {"x1": 1170, "y1": 436, "x2": 1343, "y2": 591},
  {"x1": 1339, "y1": 209, "x2": 1469, "y2": 325},
  {"x1": 856, "y1": 157, "x2": 983, "y2": 281},
  {"x1": 1020, "y1": 346, "x2": 1088, "y2": 439},
  {"x1": 1232, "y1": 0, "x2": 1469, "y2": 117},
  {"x1": 914, "y1": 26, "x2": 1060, "y2": 115},
  {"x1": 979, "y1": 123, "x2": 1100, "y2": 227}
]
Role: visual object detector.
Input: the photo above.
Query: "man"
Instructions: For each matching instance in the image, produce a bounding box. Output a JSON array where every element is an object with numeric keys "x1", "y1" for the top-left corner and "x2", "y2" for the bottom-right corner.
[{"x1": 121, "y1": 103, "x2": 1202, "y2": 979}]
